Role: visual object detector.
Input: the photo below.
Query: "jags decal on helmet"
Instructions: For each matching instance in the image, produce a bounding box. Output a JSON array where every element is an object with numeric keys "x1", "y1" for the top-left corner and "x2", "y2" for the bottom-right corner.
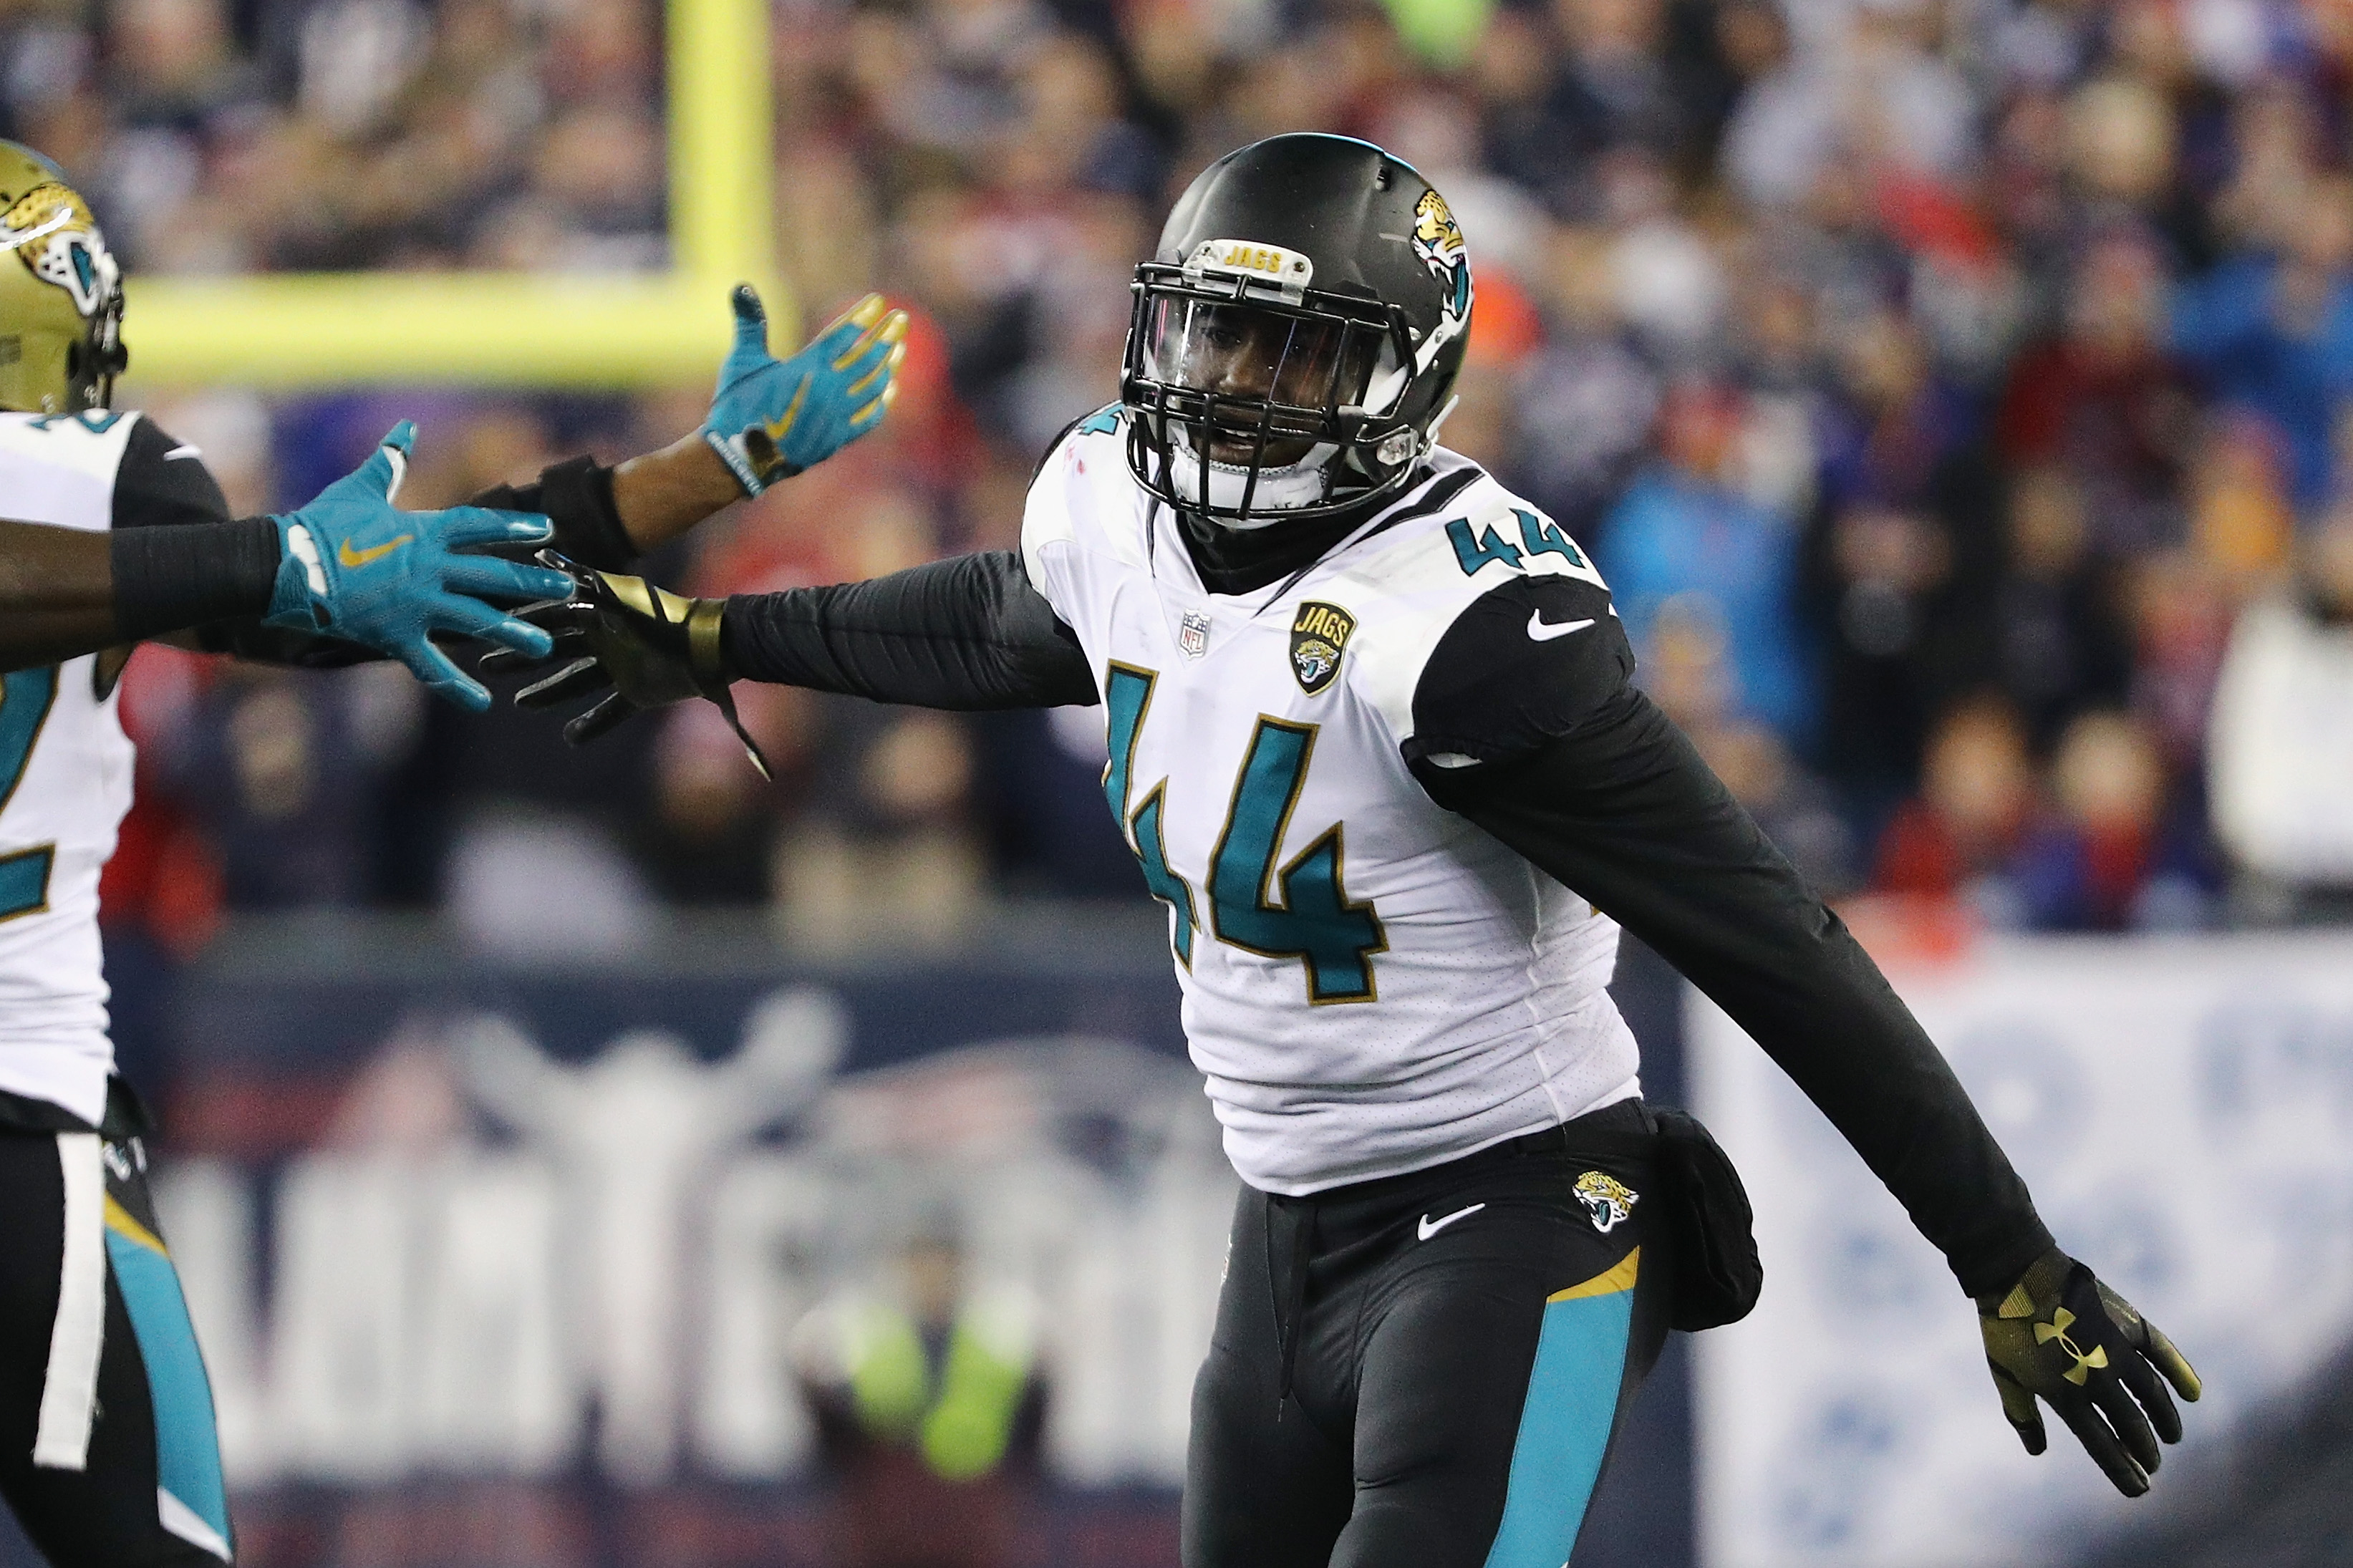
[{"x1": 1, "y1": 184, "x2": 119, "y2": 322}]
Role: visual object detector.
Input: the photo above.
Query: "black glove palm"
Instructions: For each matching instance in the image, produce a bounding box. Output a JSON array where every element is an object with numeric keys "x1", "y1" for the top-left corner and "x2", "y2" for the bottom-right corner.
[
  {"x1": 483, "y1": 562, "x2": 770, "y2": 777},
  {"x1": 1979, "y1": 1247, "x2": 2201, "y2": 1496}
]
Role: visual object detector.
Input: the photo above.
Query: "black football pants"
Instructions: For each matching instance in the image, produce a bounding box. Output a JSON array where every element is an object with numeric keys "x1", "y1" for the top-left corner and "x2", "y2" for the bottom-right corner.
[
  {"x1": 1183, "y1": 1099, "x2": 1669, "y2": 1568},
  {"x1": 0, "y1": 1126, "x2": 232, "y2": 1566}
]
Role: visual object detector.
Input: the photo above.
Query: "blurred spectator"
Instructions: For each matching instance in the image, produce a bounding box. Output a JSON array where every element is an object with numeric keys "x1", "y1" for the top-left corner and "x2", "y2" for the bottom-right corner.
[
  {"x1": 155, "y1": 663, "x2": 422, "y2": 909},
  {"x1": 1804, "y1": 308, "x2": 1998, "y2": 807},
  {"x1": 2171, "y1": 173, "x2": 2353, "y2": 510},
  {"x1": 2014, "y1": 709, "x2": 2211, "y2": 929},
  {"x1": 1605, "y1": 379, "x2": 1814, "y2": 744},
  {"x1": 2208, "y1": 513, "x2": 2353, "y2": 887},
  {"x1": 1514, "y1": 223, "x2": 1661, "y2": 528},
  {"x1": 1980, "y1": 464, "x2": 2134, "y2": 747},
  {"x1": 1996, "y1": 227, "x2": 2196, "y2": 553},
  {"x1": 1873, "y1": 696, "x2": 2035, "y2": 926},
  {"x1": 799, "y1": 1225, "x2": 1045, "y2": 1568}
]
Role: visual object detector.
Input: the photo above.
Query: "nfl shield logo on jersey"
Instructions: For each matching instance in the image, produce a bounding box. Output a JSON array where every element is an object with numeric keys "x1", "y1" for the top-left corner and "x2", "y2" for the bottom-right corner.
[
  {"x1": 1290, "y1": 602, "x2": 1356, "y2": 695},
  {"x1": 1179, "y1": 610, "x2": 1212, "y2": 660}
]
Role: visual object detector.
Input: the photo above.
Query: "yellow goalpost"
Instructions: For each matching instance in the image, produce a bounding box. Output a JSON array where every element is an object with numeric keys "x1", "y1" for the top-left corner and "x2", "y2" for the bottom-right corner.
[{"x1": 120, "y1": 0, "x2": 783, "y2": 389}]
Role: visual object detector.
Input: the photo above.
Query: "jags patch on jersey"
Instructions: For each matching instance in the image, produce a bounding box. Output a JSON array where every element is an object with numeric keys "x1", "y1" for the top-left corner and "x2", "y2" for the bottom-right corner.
[
  {"x1": 1573, "y1": 1169, "x2": 1638, "y2": 1234},
  {"x1": 1290, "y1": 601, "x2": 1356, "y2": 695}
]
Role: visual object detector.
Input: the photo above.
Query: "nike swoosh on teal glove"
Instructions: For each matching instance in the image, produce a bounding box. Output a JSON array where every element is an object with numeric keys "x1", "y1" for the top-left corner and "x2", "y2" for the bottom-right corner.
[
  {"x1": 702, "y1": 285, "x2": 909, "y2": 495},
  {"x1": 264, "y1": 420, "x2": 576, "y2": 711}
]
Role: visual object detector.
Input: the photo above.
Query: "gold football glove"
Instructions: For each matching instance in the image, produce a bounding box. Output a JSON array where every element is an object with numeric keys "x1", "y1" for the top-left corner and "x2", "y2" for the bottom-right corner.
[
  {"x1": 483, "y1": 559, "x2": 770, "y2": 776},
  {"x1": 1978, "y1": 1247, "x2": 2201, "y2": 1496}
]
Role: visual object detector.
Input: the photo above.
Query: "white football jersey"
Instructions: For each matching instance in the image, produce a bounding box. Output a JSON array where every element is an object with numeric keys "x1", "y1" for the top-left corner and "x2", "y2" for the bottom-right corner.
[
  {"x1": 0, "y1": 410, "x2": 145, "y2": 1126},
  {"x1": 1023, "y1": 412, "x2": 1641, "y2": 1194}
]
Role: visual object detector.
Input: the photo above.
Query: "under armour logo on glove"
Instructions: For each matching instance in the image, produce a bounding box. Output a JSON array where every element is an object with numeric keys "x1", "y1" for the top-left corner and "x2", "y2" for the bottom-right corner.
[{"x1": 2034, "y1": 1307, "x2": 2110, "y2": 1385}]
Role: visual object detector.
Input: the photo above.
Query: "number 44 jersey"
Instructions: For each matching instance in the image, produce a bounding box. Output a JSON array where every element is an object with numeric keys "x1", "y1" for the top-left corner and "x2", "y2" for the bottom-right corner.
[
  {"x1": 1023, "y1": 415, "x2": 1643, "y2": 1194},
  {"x1": 0, "y1": 411, "x2": 156, "y2": 1126}
]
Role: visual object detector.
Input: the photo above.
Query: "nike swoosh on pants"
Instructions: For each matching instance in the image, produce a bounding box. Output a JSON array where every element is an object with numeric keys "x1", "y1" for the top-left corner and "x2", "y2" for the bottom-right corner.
[{"x1": 1416, "y1": 1203, "x2": 1486, "y2": 1241}]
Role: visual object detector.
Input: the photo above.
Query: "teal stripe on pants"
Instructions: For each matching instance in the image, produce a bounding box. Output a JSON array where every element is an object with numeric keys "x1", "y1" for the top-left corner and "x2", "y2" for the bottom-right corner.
[
  {"x1": 1482, "y1": 1252, "x2": 1638, "y2": 1568},
  {"x1": 104, "y1": 1225, "x2": 231, "y2": 1557}
]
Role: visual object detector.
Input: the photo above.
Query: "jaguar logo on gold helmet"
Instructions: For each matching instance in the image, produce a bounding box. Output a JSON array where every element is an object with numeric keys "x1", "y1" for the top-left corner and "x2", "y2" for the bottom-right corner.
[{"x1": 0, "y1": 142, "x2": 126, "y2": 414}]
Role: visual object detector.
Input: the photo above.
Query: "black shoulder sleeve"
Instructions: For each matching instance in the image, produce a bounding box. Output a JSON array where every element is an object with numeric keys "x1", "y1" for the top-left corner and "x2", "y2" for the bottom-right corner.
[
  {"x1": 111, "y1": 417, "x2": 232, "y2": 531},
  {"x1": 1414, "y1": 684, "x2": 2054, "y2": 1299},
  {"x1": 1409, "y1": 572, "x2": 1633, "y2": 765},
  {"x1": 722, "y1": 550, "x2": 1097, "y2": 710},
  {"x1": 99, "y1": 417, "x2": 370, "y2": 662},
  {"x1": 469, "y1": 454, "x2": 635, "y2": 571}
]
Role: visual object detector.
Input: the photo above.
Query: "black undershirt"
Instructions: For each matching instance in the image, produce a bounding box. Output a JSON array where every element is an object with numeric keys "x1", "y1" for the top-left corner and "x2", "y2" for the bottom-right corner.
[
  {"x1": 1173, "y1": 500, "x2": 1368, "y2": 597},
  {"x1": 718, "y1": 546, "x2": 2052, "y2": 1297}
]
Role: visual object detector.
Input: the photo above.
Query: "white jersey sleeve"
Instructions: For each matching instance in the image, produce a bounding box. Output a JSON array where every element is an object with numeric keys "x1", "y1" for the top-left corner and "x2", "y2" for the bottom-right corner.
[
  {"x1": 1020, "y1": 406, "x2": 1134, "y2": 636},
  {"x1": 0, "y1": 410, "x2": 149, "y2": 1125}
]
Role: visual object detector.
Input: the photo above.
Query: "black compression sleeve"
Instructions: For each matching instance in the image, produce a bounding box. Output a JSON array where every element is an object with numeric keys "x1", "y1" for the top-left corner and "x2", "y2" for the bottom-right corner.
[
  {"x1": 1414, "y1": 689, "x2": 2054, "y2": 1299},
  {"x1": 107, "y1": 517, "x2": 280, "y2": 639},
  {"x1": 721, "y1": 550, "x2": 1097, "y2": 710},
  {"x1": 100, "y1": 414, "x2": 375, "y2": 662},
  {"x1": 470, "y1": 455, "x2": 635, "y2": 570}
]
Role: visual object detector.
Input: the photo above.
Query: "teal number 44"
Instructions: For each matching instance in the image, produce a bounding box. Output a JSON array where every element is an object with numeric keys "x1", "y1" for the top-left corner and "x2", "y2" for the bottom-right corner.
[
  {"x1": 1103, "y1": 663, "x2": 1385, "y2": 1003},
  {"x1": 0, "y1": 667, "x2": 59, "y2": 921},
  {"x1": 1445, "y1": 508, "x2": 1588, "y2": 576}
]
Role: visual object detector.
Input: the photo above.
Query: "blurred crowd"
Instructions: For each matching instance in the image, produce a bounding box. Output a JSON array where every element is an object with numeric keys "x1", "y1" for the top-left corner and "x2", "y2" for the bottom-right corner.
[{"x1": 10, "y1": 0, "x2": 2353, "y2": 952}]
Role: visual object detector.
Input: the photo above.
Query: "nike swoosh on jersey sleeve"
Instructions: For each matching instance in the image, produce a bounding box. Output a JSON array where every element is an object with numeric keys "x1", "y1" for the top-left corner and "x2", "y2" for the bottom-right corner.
[
  {"x1": 109, "y1": 416, "x2": 232, "y2": 533},
  {"x1": 1527, "y1": 611, "x2": 1597, "y2": 641}
]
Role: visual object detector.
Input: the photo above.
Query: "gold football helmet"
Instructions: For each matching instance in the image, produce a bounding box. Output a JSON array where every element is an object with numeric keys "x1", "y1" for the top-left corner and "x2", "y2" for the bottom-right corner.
[{"x1": 0, "y1": 142, "x2": 125, "y2": 413}]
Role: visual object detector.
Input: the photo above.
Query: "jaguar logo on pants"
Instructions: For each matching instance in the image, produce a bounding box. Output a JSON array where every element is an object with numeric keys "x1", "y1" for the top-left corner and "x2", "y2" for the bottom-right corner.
[{"x1": 1573, "y1": 1169, "x2": 1638, "y2": 1234}]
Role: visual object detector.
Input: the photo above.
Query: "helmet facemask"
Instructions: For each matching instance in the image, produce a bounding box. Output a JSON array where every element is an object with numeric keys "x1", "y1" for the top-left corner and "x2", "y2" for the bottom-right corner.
[{"x1": 1122, "y1": 254, "x2": 1428, "y2": 527}]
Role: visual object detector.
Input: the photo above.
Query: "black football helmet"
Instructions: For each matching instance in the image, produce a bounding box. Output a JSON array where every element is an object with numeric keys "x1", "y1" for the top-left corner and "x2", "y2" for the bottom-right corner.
[{"x1": 1120, "y1": 134, "x2": 1474, "y2": 527}]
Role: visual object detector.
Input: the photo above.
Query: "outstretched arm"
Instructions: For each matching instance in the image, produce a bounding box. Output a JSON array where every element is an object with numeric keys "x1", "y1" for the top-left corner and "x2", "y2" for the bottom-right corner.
[
  {"x1": 491, "y1": 551, "x2": 1096, "y2": 750},
  {"x1": 5, "y1": 422, "x2": 568, "y2": 705},
  {"x1": 0, "y1": 512, "x2": 276, "y2": 669},
  {"x1": 1406, "y1": 563, "x2": 2197, "y2": 1496},
  {"x1": 1425, "y1": 685, "x2": 2052, "y2": 1290},
  {"x1": 469, "y1": 288, "x2": 909, "y2": 569},
  {"x1": 719, "y1": 551, "x2": 1096, "y2": 709}
]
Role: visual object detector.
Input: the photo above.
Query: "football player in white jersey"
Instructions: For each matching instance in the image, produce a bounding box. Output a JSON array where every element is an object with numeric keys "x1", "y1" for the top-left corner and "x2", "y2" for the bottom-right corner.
[
  {"x1": 503, "y1": 135, "x2": 2201, "y2": 1567},
  {"x1": 0, "y1": 140, "x2": 906, "y2": 1566}
]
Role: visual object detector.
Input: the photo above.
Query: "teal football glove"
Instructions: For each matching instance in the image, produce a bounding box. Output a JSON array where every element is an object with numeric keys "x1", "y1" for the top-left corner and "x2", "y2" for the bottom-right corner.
[
  {"x1": 264, "y1": 421, "x2": 576, "y2": 711},
  {"x1": 701, "y1": 285, "x2": 908, "y2": 495},
  {"x1": 1978, "y1": 1247, "x2": 2202, "y2": 1496}
]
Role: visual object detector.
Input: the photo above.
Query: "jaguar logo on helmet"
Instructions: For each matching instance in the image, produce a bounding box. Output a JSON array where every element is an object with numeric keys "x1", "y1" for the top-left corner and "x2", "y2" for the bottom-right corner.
[
  {"x1": 1410, "y1": 189, "x2": 1472, "y2": 326},
  {"x1": 1411, "y1": 188, "x2": 1468, "y2": 372},
  {"x1": 0, "y1": 184, "x2": 118, "y2": 321}
]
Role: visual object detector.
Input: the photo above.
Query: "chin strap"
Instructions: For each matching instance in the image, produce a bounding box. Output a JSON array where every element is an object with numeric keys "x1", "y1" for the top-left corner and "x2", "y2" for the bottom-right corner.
[{"x1": 1419, "y1": 393, "x2": 1461, "y2": 453}]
